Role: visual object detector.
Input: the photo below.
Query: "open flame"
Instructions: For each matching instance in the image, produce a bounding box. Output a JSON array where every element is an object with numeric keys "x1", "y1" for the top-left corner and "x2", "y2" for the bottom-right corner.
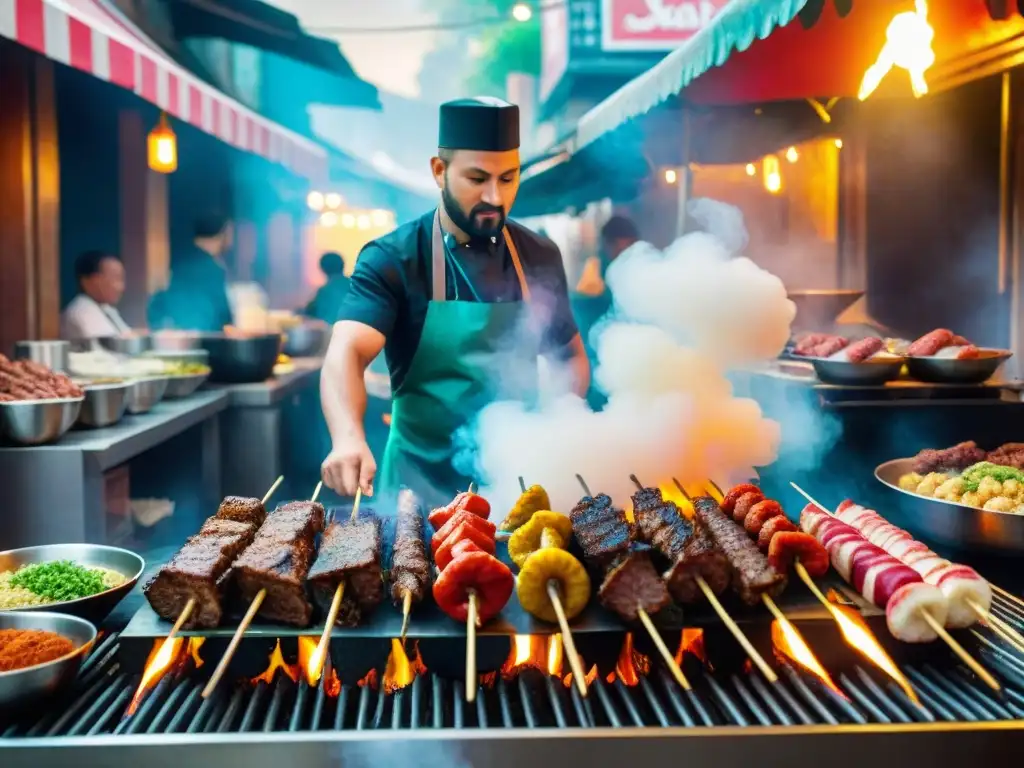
[
  {"x1": 606, "y1": 632, "x2": 650, "y2": 686},
  {"x1": 826, "y1": 602, "x2": 919, "y2": 704},
  {"x1": 383, "y1": 639, "x2": 427, "y2": 694},
  {"x1": 126, "y1": 636, "x2": 205, "y2": 716},
  {"x1": 502, "y1": 634, "x2": 565, "y2": 678},
  {"x1": 675, "y1": 628, "x2": 707, "y2": 665},
  {"x1": 771, "y1": 620, "x2": 845, "y2": 698},
  {"x1": 254, "y1": 639, "x2": 298, "y2": 685}
]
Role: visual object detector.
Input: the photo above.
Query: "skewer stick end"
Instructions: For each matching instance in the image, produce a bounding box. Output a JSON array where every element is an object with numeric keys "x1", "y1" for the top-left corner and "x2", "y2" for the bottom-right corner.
[
  {"x1": 518, "y1": 476, "x2": 526, "y2": 493},
  {"x1": 575, "y1": 474, "x2": 592, "y2": 497}
]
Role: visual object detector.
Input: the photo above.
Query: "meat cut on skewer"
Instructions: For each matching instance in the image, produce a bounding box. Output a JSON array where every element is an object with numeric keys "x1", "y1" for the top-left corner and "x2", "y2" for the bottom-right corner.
[
  {"x1": 144, "y1": 496, "x2": 268, "y2": 629},
  {"x1": 390, "y1": 489, "x2": 432, "y2": 606},
  {"x1": 308, "y1": 510, "x2": 384, "y2": 627},
  {"x1": 569, "y1": 493, "x2": 631, "y2": 566},
  {"x1": 692, "y1": 496, "x2": 786, "y2": 605},
  {"x1": 232, "y1": 500, "x2": 326, "y2": 626}
]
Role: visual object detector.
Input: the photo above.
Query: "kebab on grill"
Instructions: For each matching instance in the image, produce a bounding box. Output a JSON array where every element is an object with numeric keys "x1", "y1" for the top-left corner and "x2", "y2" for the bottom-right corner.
[
  {"x1": 719, "y1": 484, "x2": 829, "y2": 578},
  {"x1": 231, "y1": 500, "x2": 326, "y2": 626},
  {"x1": 832, "y1": 500, "x2": 991, "y2": 629},
  {"x1": 569, "y1": 490, "x2": 671, "y2": 623},
  {"x1": 800, "y1": 504, "x2": 950, "y2": 642},
  {"x1": 629, "y1": 484, "x2": 730, "y2": 605},
  {"x1": 307, "y1": 508, "x2": 384, "y2": 628},
  {"x1": 430, "y1": 490, "x2": 514, "y2": 624},
  {"x1": 390, "y1": 489, "x2": 432, "y2": 612},
  {"x1": 144, "y1": 496, "x2": 268, "y2": 629},
  {"x1": 499, "y1": 483, "x2": 551, "y2": 533},
  {"x1": 506, "y1": 506, "x2": 591, "y2": 623}
]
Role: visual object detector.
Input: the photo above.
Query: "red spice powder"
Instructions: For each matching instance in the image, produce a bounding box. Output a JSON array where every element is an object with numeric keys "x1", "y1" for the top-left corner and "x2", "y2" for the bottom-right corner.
[{"x1": 0, "y1": 628, "x2": 75, "y2": 671}]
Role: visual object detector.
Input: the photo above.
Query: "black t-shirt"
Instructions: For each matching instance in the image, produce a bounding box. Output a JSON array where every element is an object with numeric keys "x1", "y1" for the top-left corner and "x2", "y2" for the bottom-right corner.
[{"x1": 338, "y1": 210, "x2": 579, "y2": 391}]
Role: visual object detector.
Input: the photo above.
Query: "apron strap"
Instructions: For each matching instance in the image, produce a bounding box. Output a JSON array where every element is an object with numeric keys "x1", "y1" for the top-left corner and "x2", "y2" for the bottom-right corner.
[{"x1": 431, "y1": 209, "x2": 531, "y2": 303}]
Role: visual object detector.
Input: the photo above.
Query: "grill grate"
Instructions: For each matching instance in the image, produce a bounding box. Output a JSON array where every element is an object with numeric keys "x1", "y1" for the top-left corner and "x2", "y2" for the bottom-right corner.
[{"x1": 4, "y1": 631, "x2": 1023, "y2": 739}]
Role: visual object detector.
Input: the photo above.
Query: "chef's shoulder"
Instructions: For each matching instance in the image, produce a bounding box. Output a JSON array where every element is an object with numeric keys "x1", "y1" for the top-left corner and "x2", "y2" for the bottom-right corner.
[
  {"x1": 350, "y1": 212, "x2": 431, "y2": 291},
  {"x1": 506, "y1": 220, "x2": 562, "y2": 264}
]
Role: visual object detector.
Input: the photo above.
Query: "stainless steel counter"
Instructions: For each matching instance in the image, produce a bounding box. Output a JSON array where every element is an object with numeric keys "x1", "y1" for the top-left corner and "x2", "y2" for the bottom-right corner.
[{"x1": 0, "y1": 391, "x2": 228, "y2": 549}]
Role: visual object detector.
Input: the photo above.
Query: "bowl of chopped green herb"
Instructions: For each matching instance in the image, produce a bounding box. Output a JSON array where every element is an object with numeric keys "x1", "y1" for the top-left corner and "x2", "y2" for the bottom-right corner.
[{"x1": 0, "y1": 544, "x2": 145, "y2": 623}]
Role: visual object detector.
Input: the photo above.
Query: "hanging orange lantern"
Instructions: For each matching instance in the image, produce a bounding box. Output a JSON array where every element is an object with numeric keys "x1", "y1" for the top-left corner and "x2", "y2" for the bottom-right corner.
[{"x1": 148, "y1": 113, "x2": 177, "y2": 173}]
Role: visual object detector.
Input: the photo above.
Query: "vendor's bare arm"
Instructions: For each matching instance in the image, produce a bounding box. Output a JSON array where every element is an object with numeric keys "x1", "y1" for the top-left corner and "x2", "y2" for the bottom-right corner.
[
  {"x1": 320, "y1": 320, "x2": 384, "y2": 495},
  {"x1": 566, "y1": 333, "x2": 590, "y2": 397}
]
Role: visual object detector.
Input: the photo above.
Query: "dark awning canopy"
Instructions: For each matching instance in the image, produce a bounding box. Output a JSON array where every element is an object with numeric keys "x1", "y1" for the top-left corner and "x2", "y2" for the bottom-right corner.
[{"x1": 161, "y1": 0, "x2": 380, "y2": 108}]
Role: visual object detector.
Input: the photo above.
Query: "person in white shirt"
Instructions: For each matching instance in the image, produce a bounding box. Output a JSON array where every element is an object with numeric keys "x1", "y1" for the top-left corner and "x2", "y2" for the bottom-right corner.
[{"x1": 60, "y1": 250, "x2": 131, "y2": 340}]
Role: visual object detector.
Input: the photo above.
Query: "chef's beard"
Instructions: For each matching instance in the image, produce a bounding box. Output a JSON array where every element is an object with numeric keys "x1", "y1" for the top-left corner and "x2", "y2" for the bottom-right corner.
[{"x1": 442, "y1": 182, "x2": 506, "y2": 240}]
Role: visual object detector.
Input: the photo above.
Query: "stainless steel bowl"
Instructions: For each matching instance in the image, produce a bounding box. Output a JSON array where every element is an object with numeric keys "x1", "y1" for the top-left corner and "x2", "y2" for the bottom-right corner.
[
  {"x1": 125, "y1": 376, "x2": 169, "y2": 414},
  {"x1": 151, "y1": 331, "x2": 202, "y2": 352},
  {"x1": 0, "y1": 397, "x2": 83, "y2": 445},
  {"x1": 808, "y1": 356, "x2": 905, "y2": 386},
  {"x1": 282, "y1": 321, "x2": 330, "y2": 357},
  {"x1": 163, "y1": 371, "x2": 209, "y2": 399},
  {"x1": 95, "y1": 334, "x2": 152, "y2": 357},
  {"x1": 875, "y1": 457, "x2": 1024, "y2": 552},
  {"x1": 200, "y1": 333, "x2": 283, "y2": 383},
  {"x1": 143, "y1": 348, "x2": 210, "y2": 366},
  {"x1": 0, "y1": 543, "x2": 144, "y2": 623},
  {"x1": 13, "y1": 340, "x2": 70, "y2": 373},
  {"x1": 0, "y1": 611, "x2": 97, "y2": 710},
  {"x1": 77, "y1": 380, "x2": 130, "y2": 428},
  {"x1": 905, "y1": 349, "x2": 1013, "y2": 385}
]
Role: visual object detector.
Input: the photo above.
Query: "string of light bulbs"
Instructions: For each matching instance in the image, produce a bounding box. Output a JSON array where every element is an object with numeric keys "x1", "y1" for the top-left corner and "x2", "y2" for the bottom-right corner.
[{"x1": 306, "y1": 1, "x2": 562, "y2": 34}]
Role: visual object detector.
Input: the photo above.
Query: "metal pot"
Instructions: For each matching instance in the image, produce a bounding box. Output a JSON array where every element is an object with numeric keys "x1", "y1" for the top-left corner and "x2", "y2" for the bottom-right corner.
[
  {"x1": 809, "y1": 357, "x2": 905, "y2": 386},
  {"x1": 282, "y1": 321, "x2": 330, "y2": 357},
  {"x1": 77, "y1": 380, "x2": 130, "y2": 428},
  {"x1": 12, "y1": 341, "x2": 70, "y2": 373},
  {"x1": 200, "y1": 333, "x2": 282, "y2": 383},
  {"x1": 94, "y1": 334, "x2": 152, "y2": 357},
  {"x1": 875, "y1": 457, "x2": 1024, "y2": 552},
  {"x1": 0, "y1": 397, "x2": 83, "y2": 445},
  {"x1": 905, "y1": 350, "x2": 1013, "y2": 385},
  {"x1": 125, "y1": 376, "x2": 169, "y2": 414}
]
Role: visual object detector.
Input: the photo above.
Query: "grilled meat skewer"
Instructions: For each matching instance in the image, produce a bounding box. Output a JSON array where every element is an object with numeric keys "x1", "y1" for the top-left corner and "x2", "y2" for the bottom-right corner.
[
  {"x1": 308, "y1": 509, "x2": 384, "y2": 627},
  {"x1": 390, "y1": 489, "x2": 432, "y2": 606}
]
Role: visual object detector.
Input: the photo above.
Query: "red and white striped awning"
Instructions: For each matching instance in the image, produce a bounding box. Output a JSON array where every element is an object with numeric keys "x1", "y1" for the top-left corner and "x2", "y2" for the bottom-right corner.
[{"x1": 0, "y1": 0, "x2": 326, "y2": 181}]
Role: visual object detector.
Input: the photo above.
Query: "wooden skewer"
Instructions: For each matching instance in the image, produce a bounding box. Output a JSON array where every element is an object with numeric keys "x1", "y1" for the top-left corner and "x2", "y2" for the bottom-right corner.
[
  {"x1": 668, "y1": 477, "x2": 778, "y2": 683},
  {"x1": 789, "y1": 483, "x2": 1001, "y2": 692},
  {"x1": 518, "y1": 476, "x2": 527, "y2": 493},
  {"x1": 636, "y1": 606, "x2": 691, "y2": 690},
  {"x1": 547, "y1": 580, "x2": 591, "y2": 696},
  {"x1": 262, "y1": 475, "x2": 284, "y2": 505},
  {"x1": 991, "y1": 582, "x2": 1024, "y2": 612},
  {"x1": 400, "y1": 590, "x2": 412, "y2": 644},
  {"x1": 466, "y1": 589, "x2": 479, "y2": 703},
  {"x1": 969, "y1": 600, "x2": 1024, "y2": 656},
  {"x1": 202, "y1": 482, "x2": 320, "y2": 699}
]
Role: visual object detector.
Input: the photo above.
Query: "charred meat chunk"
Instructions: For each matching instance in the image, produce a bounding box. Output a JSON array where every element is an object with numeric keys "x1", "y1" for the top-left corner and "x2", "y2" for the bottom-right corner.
[
  {"x1": 390, "y1": 489, "x2": 431, "y2": 605},
  {"x1": 597, "y1": 547, "x2": 671, "y2": 622},
  {"x1": 232, "y1": 501, "x2": 326, "y2": 626},
  {"x1": 663, "y1": 525, "x2": 731, "y2": 604},
  {"x1": 570, "y1": 493, "x2": 630, "y2": 565},
  {"x1": 912, "y1": 441, "x2": 986, "y2": 475},
  {"x1": 692, "y1": 496, "x2": 786, "y2": 605},
  {"x1": 216, "y1": 496, "x2": 267, "y2": 527},
  {"x1": 144, "y1": 517, "x2": 257, "y2": 628},
  {"x1": 309, "y1": 512, "x2": 383, "y2": 627},
  {"x1": 631, "y1": 487, "x2": 694, "y2": 562}
]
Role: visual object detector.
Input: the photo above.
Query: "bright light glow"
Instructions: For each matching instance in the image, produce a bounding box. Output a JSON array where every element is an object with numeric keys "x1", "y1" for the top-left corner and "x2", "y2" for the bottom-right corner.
[
  {"x1": 859, "y1": 0, "x2": 934, "y2": 101},
  {"x1": 341, "y1": 213, "x2": 356, "y2": 228},
  {"x1": 785, "y1": 146, "x2": 799, "y2": 163},
  {"x1": 745, "y1": 163, "x2": 756, "y2": 176},
  {"x1": 664, "y1": 168, "x2": 678, "y2": 184},
  {"x1": 763, "y1": 156, "x2": 782, "y2": 194},
  {"x1": 835, "y1": 138, "x2": 844, "y2": 149},
  {"x1": 371, "y1": 209, "x2": 392, "y2": 227},
  {"x1": 324, "y1": 193, "x2": 342, "y2": 209},
  {"x1": 512, "y1": 2, "x2": 532, "y2": 22},
  {"x1": 356, "y1": 214, "x2": 371, "y2": 230},
  {"x1": 307, "y1": 191, "x2": 324, "y2": 211},
  {"x1": 320, "y1": 212, "x2": 338, "y2": 227}
]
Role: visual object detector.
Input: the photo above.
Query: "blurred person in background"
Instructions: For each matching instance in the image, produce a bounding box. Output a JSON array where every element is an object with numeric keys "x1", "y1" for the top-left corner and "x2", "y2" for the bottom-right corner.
[
  {"x1": 572, "y1": 215, "x2": 640, "y2": 409},
  {"x1": 319, "y1": 97, "x2": 589, "y2": 503},
  {"x1": 61, "y1": 250, "x2": 131, "y2": 340},
  {"x1": 303, "y1": 252, "x2": 351, "y2": 324},
  {"x1": 153, "y1": 214, "x2": 235, "y2": 331}
]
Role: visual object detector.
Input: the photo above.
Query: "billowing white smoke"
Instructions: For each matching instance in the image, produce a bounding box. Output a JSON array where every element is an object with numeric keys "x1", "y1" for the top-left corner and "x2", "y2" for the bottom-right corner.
[{"x1": 457, "y1": 199, "x2": 798, "y2": 514}]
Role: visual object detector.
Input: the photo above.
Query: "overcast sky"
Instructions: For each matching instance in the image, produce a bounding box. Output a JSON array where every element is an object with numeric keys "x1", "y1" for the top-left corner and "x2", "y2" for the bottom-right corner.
[{"x1": 266, "y1": 0, "x2": 439, "y2": 98}]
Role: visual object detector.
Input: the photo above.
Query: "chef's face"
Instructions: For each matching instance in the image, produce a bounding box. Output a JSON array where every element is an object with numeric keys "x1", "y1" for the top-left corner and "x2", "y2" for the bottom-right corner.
[
  {"x1": 84, "y1": 257, "x2": 125, "y2": 305},
  {"x1": 432, "y1": 149, "x2": 520, "y2": 238}
]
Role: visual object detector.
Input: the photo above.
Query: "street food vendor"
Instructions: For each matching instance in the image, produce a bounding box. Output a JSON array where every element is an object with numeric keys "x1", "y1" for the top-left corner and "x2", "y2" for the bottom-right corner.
[
  {"x1": 60, "y1": 250, "x2": 131, "y2": 340},
  {"x1": 320, "y1": 97, "x2": 589, "y2": 502},
  {"x1": 154, "y1": 214, "x2": 235, "y2": 331}
]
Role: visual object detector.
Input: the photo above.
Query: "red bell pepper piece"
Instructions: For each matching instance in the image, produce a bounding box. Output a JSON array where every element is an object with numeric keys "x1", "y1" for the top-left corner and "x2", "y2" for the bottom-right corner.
[
  {"x1": 430, "y1": 510, "x2": 497, "y2": 555},
  {"x1": 432, "y1": 550, "x2": 514, "y2": 624},
  {"x1": 450, "y1": 538, "x2": 484, "y2": 560},
  {"x1": 435, "y1": 521, "x2": 496, "y2": 571},
  {"x1": 428, "y1": 492, "x2": 491, "y2": 530}
]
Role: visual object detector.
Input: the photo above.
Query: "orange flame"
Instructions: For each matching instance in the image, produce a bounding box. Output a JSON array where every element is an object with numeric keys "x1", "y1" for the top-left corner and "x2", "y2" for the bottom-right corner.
[
  {"x1": 383, "y1": 639, "x2": 427, "y2": 694},
  {"x1": 357, "y1": 669, "x2": 378, "y2": 689},
  {"x1": 563, "y1": 664, "x2": 599, "y2": 690},
  {"x1": 252, "y1": 639, "x2": 298, "y2": 685},
  {"x1": 605, "y1": 632, "x2": 649, "y2": 686},
  {"x1": 826, "y1": 602, "x2": 919, "y2": 704},
  {"x1": 501, "y1": 634, "x2": 565, "y2": 678},
  {"x1": 674, "y1": 629, "x2": 706, "y2": 665},
  {"x1": 126, "y1": 636, "x2": 205, "y2": 716},
  {"x1": 771, "y1": 620, "x2": 845, "y2": 698}
]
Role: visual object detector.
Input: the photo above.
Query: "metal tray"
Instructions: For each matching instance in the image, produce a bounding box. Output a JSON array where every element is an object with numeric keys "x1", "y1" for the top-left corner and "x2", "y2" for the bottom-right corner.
[
  {"x1": 807, "y1": 356, "x2": 904, "y2": 386},
  {"x1": 905, "y1": 350, "x2": 1012, "y2": 385},
  {"x1": 875, "y1": 457, "x2": 1024, "y2": 552}
]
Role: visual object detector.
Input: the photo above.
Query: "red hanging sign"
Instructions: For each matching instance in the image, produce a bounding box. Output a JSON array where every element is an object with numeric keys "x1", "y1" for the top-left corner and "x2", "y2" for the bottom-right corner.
[{"x1": 601, "y1": 0, "x2": 731, "y2": 51}]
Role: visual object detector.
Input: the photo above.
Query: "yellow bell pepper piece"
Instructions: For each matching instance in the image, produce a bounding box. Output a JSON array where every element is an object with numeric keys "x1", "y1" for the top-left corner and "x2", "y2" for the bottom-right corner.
[
  {"x1": 508, "y1": 511, "x2": 572, "y2": 568},
  {"x1": 499, "y1": 484, "x2": 551, "y2": 533},
  {"x1": 517, "y1": 548, "x2": 591, "y2": 623}
]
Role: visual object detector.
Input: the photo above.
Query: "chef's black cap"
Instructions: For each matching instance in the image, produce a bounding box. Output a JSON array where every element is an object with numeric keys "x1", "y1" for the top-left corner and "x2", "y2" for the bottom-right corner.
[{"x1": 438, "y1": 97, "x2": 520, "y2": 152}]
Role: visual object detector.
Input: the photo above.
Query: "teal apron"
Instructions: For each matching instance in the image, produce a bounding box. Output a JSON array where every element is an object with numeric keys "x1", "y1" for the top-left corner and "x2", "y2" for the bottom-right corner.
[{"x1": 378, "y1": 210, "x2": 537, "y2": 504}]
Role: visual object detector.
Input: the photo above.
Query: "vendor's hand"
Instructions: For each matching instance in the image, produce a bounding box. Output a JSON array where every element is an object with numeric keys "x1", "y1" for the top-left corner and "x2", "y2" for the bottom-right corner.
[{"x1": 321, "y1": 438, "x2": 376, "y2": 497}]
